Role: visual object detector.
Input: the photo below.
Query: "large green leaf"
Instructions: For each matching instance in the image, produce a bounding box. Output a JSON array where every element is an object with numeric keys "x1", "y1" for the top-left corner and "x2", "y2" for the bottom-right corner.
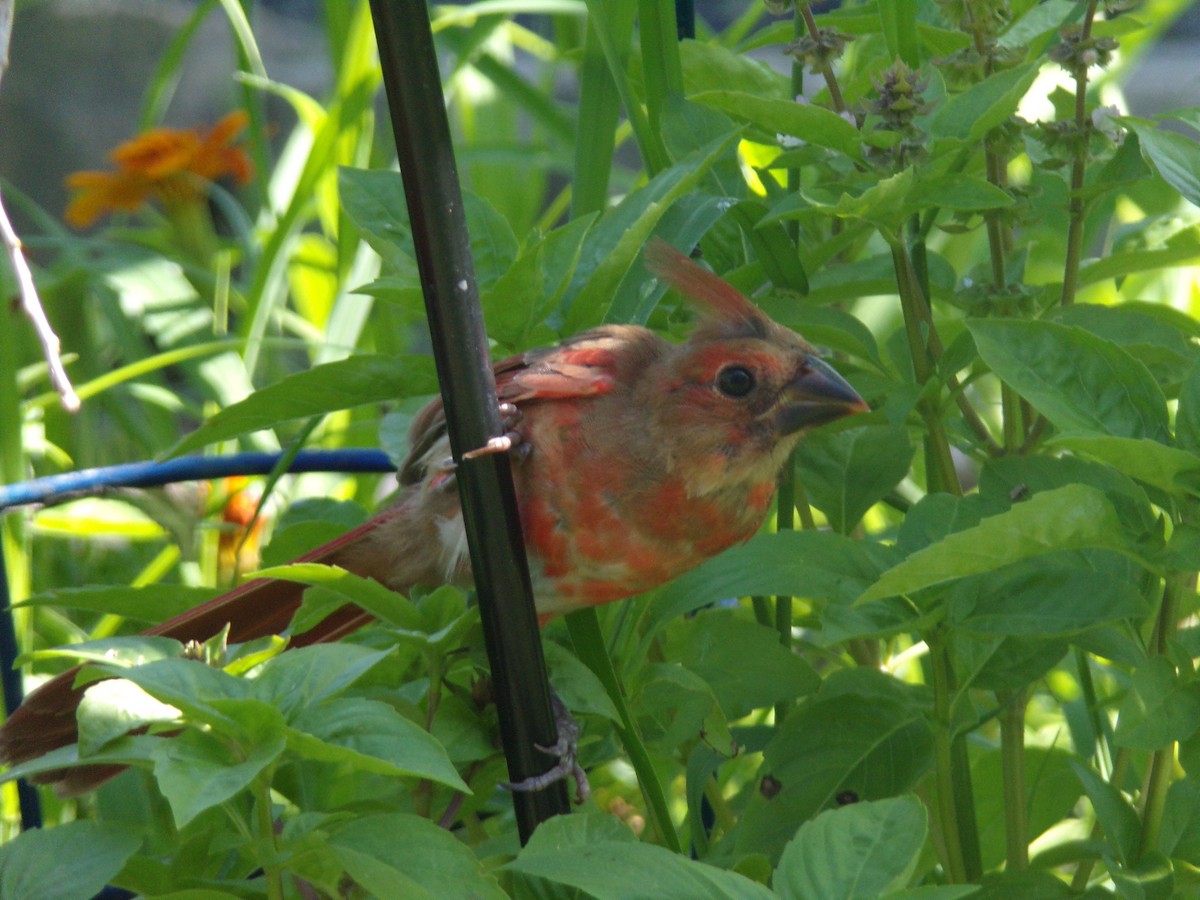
[
  {"x1": 14, "y1": 585, "x2": 219, "y2": 624},
  {"x1": 776, "y1": 796, "x2": 927, "y2": 900},
  {"x1": 968, "y1": 318, "x2": 1171, "y2": 442},
  {"x1": 250, "y1": 642, "x2": 396, "y2": 716},
  {"x1": 795, "y1": 424, "x2": 915, "y2": 534},
  {"x1": 152, "y1": 699, "x2": 287, "y2": 828},
  {"x1": 1049, "y1": 434, "x2": 1200, "y2": 498},
  {"x1": 509, "y1": 811, "x2": 774, "y2": 899},
  {"x1": 857, "y1": 484, "x2": 1145, "y2": 604},
  {"x1": 946, "y1": 555, "x2": 1148, "y2": 637},
  {"x1": 647, "y1": 530, "x2": 898, "y2": 632},
  {"x1": 691, "y1": 90, "x2": 862, "y2": 159},
  {"x1": 328, "y1": 813, "x2": 506, "y2": 900},
  {"x1": 1114, "y1": 657, "x2": 1200, "y2": 751},
  {"x1": 1123, "y1": 118, "x2": 1200, "y2": 208},
  {"x1": 931, "y1": 63, "x2": 1040, "y2": 143},
  {"x1": 288, "y1": 698, "x2": 468, "y2": 791},
  {"x1": 172, "y1": 354, "x2": 438, "y2": 454},
  {"x1": 676, "y1": 610, "x2": 820, "y2": 718},
  {"x1": 565, "y1": 129, "x2": 743, "y2": 330},
  {"x1": 737, "y1": 671, "x2": 933, "y2": 860},
  {"x1": 0, "y1": 821, "x2": 141, "y2": 900}
]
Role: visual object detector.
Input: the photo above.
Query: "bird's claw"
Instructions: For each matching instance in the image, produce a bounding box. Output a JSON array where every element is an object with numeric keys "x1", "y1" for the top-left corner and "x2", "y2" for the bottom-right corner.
[
  {"x1": 501, "y1": 694, "x2": 590, "y2": 804},
  {"x1": 462, "y1": 403, "x2": 529, "y2": 461}
]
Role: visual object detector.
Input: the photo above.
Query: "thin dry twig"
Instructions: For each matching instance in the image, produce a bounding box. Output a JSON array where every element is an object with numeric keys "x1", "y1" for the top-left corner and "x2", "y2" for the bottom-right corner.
[{"x1": 0, "y1": 0, "x2": 80, "y2": 413}]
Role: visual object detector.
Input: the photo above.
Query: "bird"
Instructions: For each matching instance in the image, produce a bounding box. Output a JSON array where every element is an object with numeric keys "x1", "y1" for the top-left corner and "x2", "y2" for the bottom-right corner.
[{"x1": 0, "y1": 240, "x2": 867, "y2": 793}]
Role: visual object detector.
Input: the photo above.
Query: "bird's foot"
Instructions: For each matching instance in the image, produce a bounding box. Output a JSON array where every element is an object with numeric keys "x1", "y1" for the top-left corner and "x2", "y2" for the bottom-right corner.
[
  {"x1": 439, "y1": 404, "x2": 530, "y2": 470},
  {"x1": 502, "y1": 692, "x2": 590, "y2": 804}
]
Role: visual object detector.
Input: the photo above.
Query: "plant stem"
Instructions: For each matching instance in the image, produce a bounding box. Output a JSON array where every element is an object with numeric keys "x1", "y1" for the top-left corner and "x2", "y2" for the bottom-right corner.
[
  {"x1": 891, "y1": 241, "x2": 961, "y2": 496},
  {"x1": 930, "y1": 635, "x2": 969, "y2": 883},
  {"x1": 798, "y1": 2, "x2": 847, "y2": 113},
  {"x1": 567, "y1": 609, "x2": 683, "y2": 853},
  {"x1": 254, "y1": 773, "x2": 284, "y2": 900},
  {"x1": 1060, "y1": 0, "x2": 1101, "y2": 307},
  {"x1": 1138, "y1": 571, "x2": 1189, "y2": 856},
  {"x1": 999, "y1": 689, "x2": 1029, "y2": 870}
]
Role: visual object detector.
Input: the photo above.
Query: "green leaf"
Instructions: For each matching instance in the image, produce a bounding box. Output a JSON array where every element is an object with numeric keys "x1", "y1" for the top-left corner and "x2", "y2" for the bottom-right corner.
[
  {"x1": 1049, "y1": 434, "x2": 1200, "y2": 498},
  {"x1": 94, "y1": 658, "x2": 249, "y2": 728},
  {"x1": 1123, "y1": 118, "x2": 1200, "y2": 207},
  {"x1": 972, "y1": 746, "x2": 1080, "y2": 872},
  {"x1": 1114, "y1": 657, "x2": 1200, "y2": 751},
  {"x1": 171, "y1": 354, "x2": 438, "y2": 455},
  {"x1": 911, "y1": 173, "x2": 1014, "y2": 212},
  {"x1": 509, "y1": 811, "x2": 775, "y2": 899},
  {"x1": 795, "y1": 424, "x2": 915, "y2": 533},
  {"x1": 14, "y1": 585, "x2": 219, "y2": 624},
  {"x1": 338, "y1": 166, "x2": 417, "y2": 274},
  {"x1": 680, "y1": 39, "x2": 789, "y2": 100},
  {"x1": 802, "y1": 168, "x2": 915, "y2": 238},
  {"x1": 288, "y1": 698, "x2": 468, "y2": 791},
  {"x1": 1110, "y1": 850, "x2": 1175, "y2": 900},
  {"x1": 251, "y1": 642, "x2": 395, "y2": 716},
  {"x1": 77, "y1": 678, "x2": 183, "y2": 755},
  {"x1": 858, "y1": 484, "x2": 1144, "y2": 604},
  {"x1": 0, "y1": 735, "x2": 160, "y2": 785},
  {"x1": 328, "y1": 813, "x2": 506, "y2": 900},
  {"x1": 1159, "y1": 778, "x2": 1200, "y2": 861},
  {"x1": 648, "y1": 530, "x2": 898, "y2": 631},
  {"x1": 1070, "y1": 759, "x2": 1141, "y2": 864},
  {"x1": 1177, "y1": 358, "x2": 1200, "y2": 455},
  {"x1": 738, "y1": 671, "x2": 933, "y2": 860},
  {"x1": 21, "y1": 634, "x2": 182, "y2": 668},
  {"x1": 1048, "y1": 302, "x2": 1198, "y2": 394},
  {"x1": 677, "y1": 611, "x2": 820, "y2": 718},
  {"x1": 691, "y1": 90, "x2": 862, "y2": 159},
  {"x1": 879, "y1": 0, "x2": 920, "y2": 67},
  {"x1": 566, "y1": 128, "x2": 743, "y2": 329},
  {"x1": 758, "y1": 296, "x2": 884, "y2": 367},
  {"x1": 152, "y1": 700, "x2": 287, "y2": 827},
  {"x1": 0, "y1": 821, "x2": 141, "y2": 900},
  {"x1": 931, "y1": 63, "x2": 1040, "y2": 143},
  {"x1": 481, "y1": 215, "x2": 592, "y2": 349},
  {"x1": 776, "y1": 796, "x2": 927, "y2": 900},
  {"x1": 543, "y1": 640, "x2": 620, "y2": 722},
  {"x1": 968, "y1": 318, "x2": 1171, "y2": 442},
  {"x1": 1078, "y1": 225, "x2": 1200, "y2": 287},
  {"x1": 249, "y1": 562, "x2": 422, "y2": 632},
  {"x1": 634, "y1": 662, "x2": 736, "y2": 757},
  {"x1": 947, "y1": 555, "x2": 1148, "y2": 637}
]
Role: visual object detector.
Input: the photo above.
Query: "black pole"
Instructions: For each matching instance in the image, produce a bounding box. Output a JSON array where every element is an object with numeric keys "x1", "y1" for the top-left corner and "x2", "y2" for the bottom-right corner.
[
  {"x1": 368, "y1": 0, "x2": 571, "y2": 838},
  {"x1": 0, "y1": 546, "x2": 42, "y2": 830}
]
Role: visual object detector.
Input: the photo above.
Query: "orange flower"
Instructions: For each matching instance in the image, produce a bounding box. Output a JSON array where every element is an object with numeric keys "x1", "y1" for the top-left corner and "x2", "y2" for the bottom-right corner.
[{"x1": 65, "y1": 111, "x2": 254, "y2": 228}]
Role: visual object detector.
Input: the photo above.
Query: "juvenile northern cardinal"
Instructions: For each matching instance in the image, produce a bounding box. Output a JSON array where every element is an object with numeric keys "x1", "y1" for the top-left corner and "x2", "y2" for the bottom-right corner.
[{"x1": 0, "y1": 241, "x2": 866, "y2": 791}]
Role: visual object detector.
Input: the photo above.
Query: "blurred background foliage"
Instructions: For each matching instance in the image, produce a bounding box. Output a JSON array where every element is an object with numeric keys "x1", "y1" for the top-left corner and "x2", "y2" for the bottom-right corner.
[{"x1": 2, "y1": 0, "x2": 1200, "y2": 896}]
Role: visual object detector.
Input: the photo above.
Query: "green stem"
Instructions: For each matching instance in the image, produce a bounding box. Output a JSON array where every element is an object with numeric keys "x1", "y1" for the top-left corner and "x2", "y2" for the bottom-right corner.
[
  {"x1": 1060, "y1": 0, "x2": 1101, "y2": 307},
  {"x1": 930, "y1": 636, "x2": 969, "y2": 883},
  {"x1": 1138, "y1": 572, "x2": 1189, "y2": 857},
  {"x1": 567, "y1": 608, "x2": 683, "y2": 853},
  {"x1": 999, "y1": 689, "x2": 1029, "y2": 870},
  {"x1": 798, "y1": 2, "x2": 847, "y2": 113},
  {"x1": 1074, "y1": 648, "x2": 1113, "y2": 778},
  {"x1": 254, "y1": 772, "x2": 284, "y2": 900}
]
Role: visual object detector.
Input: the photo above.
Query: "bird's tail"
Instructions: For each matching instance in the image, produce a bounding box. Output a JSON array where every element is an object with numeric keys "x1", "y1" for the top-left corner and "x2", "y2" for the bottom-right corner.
[{"x1": 0, "y1": 510, "x2": 399, "y2": 794}]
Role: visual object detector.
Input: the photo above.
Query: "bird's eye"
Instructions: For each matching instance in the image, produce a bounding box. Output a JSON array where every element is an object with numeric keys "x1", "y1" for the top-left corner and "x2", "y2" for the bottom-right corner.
[{"x1": 716, "y1": 366, "x2": 755, "y2": 397}]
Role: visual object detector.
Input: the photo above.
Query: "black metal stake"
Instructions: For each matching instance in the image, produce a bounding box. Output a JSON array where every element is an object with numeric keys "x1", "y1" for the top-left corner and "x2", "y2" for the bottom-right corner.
[{"x1": 368, "y1": 0, "x2": 571, "y2": 839}]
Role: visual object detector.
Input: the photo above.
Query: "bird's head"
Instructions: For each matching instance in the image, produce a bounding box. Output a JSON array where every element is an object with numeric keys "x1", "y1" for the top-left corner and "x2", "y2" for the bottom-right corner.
[{"x1": 643, "y1": 240, "x2": 868, "y2": 494}]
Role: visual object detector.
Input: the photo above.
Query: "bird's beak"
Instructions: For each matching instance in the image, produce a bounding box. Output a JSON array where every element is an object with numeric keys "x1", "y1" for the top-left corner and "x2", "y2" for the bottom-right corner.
[{"x1": 775, "y1": 355, "x2": 869, "y2": 435}]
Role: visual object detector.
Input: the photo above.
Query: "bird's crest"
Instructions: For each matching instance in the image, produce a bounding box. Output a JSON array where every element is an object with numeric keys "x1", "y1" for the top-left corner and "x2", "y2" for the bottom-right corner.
[{"x1": 644, "y1": 239, "x2": 771, "y2": 339}]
